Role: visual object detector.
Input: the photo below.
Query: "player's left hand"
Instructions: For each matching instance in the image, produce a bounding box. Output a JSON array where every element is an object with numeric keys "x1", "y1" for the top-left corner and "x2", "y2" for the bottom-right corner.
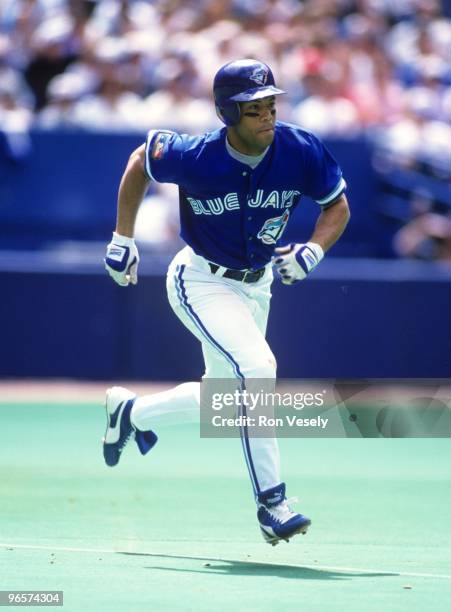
[
  {"x1": 104, "y1": 232, "x2": 140, "y2": 286},
  {"x1": 272, "y1": 242, "x2": 324, "y2": 285}
]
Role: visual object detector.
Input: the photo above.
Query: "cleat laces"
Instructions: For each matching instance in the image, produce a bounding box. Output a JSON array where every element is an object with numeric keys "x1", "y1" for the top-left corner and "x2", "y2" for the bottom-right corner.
[
  {"x1": 119, "y1": 429, "x2": 135, "y2": 454},
  {"x1": 267, "y1": 497, "x2": 299, "y2": 524}
]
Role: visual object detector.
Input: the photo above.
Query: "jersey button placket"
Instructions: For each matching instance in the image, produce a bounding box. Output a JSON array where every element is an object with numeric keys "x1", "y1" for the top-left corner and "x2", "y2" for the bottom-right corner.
[{"x1": 246, "y1": 171, "x2": 257, "y2": 267}]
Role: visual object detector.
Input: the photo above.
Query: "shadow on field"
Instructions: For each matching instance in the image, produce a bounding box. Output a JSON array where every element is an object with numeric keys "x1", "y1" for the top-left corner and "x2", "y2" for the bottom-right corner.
[{"x1": 119, "y1": 552, "x2": 397, "y2": 580}]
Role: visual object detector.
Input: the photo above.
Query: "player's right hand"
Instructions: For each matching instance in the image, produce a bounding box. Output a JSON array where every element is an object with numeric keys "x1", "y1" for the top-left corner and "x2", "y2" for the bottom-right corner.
[{"x1": 104, "y1": 232, "x2": 139, "y2": 286}]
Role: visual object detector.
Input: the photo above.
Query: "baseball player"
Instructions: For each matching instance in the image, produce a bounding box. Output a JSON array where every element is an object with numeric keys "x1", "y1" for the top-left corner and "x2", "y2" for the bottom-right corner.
[{"x1": 103, "y1": 59, "x2": 350, "y2": 546}]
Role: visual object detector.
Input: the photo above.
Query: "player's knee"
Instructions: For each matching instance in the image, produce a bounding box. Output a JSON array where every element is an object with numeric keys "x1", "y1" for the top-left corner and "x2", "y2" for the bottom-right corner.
[{"x1": 246, "y1": 353, "x2": 277, "y2": 379}]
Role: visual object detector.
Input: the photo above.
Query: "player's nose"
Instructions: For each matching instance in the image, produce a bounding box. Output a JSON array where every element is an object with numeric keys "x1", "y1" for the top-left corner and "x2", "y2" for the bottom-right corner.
[
  {"x1": 259, "y1": 108, "x2": 275, "y2": 127},
  {"x1": 259, "y1": 106, "x2": 273, "y2": 121}
]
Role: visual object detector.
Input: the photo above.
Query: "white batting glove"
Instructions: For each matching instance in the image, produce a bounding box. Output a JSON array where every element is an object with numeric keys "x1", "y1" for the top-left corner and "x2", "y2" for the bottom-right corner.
[
  {"x1": 273, "y1": 242, "x2": 324, "y2": 285},
  {"x1": 104, "y1": 232, "x2": 139, "y2": 286}
]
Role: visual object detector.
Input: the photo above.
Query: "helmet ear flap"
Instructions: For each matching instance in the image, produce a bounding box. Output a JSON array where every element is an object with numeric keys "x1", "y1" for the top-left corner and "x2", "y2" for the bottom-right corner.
[{"x1": 215, "y1": 102, "x2": 240, "y2": 126}]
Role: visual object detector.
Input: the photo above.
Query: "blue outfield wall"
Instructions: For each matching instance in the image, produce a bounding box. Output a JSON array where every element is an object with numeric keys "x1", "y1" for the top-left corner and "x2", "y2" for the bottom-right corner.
[
  {"x1": 1, "y1": 255, "x2": 450, "y2": 380},
  {"x1": 1, "y1": 131, "x2": 450, "y2": 379},
  {"x1": 0, "y1": 130, "x2": 389, "y2": 256}
]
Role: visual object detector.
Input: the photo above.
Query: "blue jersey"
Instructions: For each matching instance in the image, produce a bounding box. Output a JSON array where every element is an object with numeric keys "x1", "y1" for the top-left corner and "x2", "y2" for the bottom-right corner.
[{"x1": 144, "y1": 121, "x2": 346, "y2": 270}]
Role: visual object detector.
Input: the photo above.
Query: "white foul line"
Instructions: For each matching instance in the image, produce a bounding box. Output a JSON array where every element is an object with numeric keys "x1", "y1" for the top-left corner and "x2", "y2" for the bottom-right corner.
[{"x1": 1, "y1": 542, "x2": 451, "y2": 580}]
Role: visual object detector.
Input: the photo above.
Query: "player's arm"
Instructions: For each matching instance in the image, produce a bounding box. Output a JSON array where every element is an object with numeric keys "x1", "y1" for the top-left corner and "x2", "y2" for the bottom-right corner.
[
  {"x1": 273, "y1": 194, "x2": 350, "y2": 285},
  {"x1": 309, "y1": 193, "x2": 350, "y2": 252},
  {"x1": 115, "y1": 144, "x2": 150, "y2": 237},
  {"x1": 105, "y1": 144, "x2": 150, "y2": 286}
]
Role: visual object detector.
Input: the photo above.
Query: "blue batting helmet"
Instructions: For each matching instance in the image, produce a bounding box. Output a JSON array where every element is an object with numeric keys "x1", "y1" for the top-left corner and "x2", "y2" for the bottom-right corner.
[{"x1": 213, "y1": 59, "x2": 285, "y2": 126}]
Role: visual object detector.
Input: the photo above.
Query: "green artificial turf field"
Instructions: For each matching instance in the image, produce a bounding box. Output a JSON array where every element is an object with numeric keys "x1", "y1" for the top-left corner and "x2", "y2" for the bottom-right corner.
[{"x1": 1, "y1": 397, "x2": 450, "y2": 611}]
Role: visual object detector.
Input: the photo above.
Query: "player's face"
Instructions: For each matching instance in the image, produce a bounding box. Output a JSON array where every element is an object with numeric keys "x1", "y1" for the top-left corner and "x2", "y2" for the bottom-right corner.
[{"x1": 228, "y1": 96, "x2": 277, "y2": 155}]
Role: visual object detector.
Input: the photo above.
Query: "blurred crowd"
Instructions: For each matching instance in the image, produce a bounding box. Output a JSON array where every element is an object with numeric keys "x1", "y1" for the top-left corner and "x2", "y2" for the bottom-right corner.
[
  {"x1": 1, "y1": 0, "x2": 451, "y2": 260},
  {"x1": 1, "y1": 0, "x2": 450, "y2": 138}
]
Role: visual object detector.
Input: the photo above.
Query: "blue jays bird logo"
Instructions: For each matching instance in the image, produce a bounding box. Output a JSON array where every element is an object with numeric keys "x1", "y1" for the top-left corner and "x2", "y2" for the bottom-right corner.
[
  {"x1": 257, "y1": 210, "x2": 290, "y2": 245},
  {"x1": 249, "y1": 66, "x2": 268, "y2": 86}
]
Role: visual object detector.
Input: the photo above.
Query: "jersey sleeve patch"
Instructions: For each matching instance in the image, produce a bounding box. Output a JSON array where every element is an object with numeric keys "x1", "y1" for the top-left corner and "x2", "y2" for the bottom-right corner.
[
  {"x1": 151, "y1": 131, "x2": 171, "y2": 159},
  {"x1": 144, "y1": 129, "x2": 177, "y2": 181}
]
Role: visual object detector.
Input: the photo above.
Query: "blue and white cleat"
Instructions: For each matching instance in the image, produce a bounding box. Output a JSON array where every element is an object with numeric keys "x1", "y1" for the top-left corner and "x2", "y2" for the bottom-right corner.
[
  {"x1": 257, "y1": 483, "x2": 311, "y2": 546},
  {"x1": 103, "y1": 386, "x2": 158, "y2": 467}
]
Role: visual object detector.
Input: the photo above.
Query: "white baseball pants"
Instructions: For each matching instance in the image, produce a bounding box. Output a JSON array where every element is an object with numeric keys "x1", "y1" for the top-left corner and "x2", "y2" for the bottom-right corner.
[{"x1": 131, "y1": 246, "x2": 281, "y2": 496}]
